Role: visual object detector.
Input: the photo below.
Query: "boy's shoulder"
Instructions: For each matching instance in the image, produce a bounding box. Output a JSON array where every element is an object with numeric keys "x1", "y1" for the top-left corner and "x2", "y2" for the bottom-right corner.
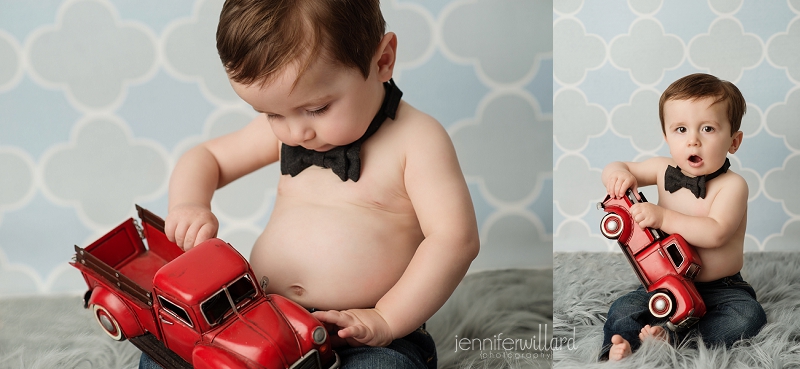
[
  {"x1": 714, "y1": 168, "x2": 748, "y2": 194},
  {"x1": 374, "y1": 101, "x2": 451, "y2": 149},
  {"x1": 681, "y1": 163, "x2": 748, "y2": 206},
  {"x1": 391, "y1": 101, "x2": 442, "y2": 131}
]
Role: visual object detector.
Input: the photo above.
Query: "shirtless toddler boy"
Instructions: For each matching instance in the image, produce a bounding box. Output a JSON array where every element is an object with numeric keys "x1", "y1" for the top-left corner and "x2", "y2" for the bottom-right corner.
[
  {"x1": 143, "y1": 0, "x2": 480, "y2": 368},
  {"x1": 599, "y1": 73, "x2": 766, "y2": 361}
]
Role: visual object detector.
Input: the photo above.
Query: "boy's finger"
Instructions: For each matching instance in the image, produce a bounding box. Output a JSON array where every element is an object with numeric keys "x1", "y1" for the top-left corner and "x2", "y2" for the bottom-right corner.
[
  {"x1": 312, "y1": 310, "x2": 341, "y2": 324},
  {"x1": 608, "y1": 183, "x2": 619, "y2": 199},
  {"x1": 183, "y1": 223, "x2": 199, "y2": 251},
  {"x1": 164, "y1": 219, "x2": 177, "y2": 243},
  {"x1": 173, "y1": 223, "x2": 187, "y2": 250},
  {"x1": 195, "y1": 224, "x2": 217, "y2": 246},
  {"x1": 314, "y1": 310, "x2": 358, "y2": 331},
  {"x1": 340, "y1": 325, "x2": 367, "y2": 340},
  {"x1": 615, "y1": 180, "x2": 625, "y2": 199},
  {"x1": 344, "y1": 337, "x2": 367, "y2": 347}
]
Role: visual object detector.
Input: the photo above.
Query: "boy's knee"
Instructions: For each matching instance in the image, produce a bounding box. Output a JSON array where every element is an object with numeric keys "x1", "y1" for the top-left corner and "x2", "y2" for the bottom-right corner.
[
  {"x1": 606, "y1": 290, "x2": 649, "y2": 320},
  {"x1": 730, "y1": 297, "x2": 767, "y2": 336},
  {"x1": 739, "y1": 303, "x2": 767, "y2": 337},
  {"x1": 704, "y1": 302, "x2": 766, "y2": 346}
]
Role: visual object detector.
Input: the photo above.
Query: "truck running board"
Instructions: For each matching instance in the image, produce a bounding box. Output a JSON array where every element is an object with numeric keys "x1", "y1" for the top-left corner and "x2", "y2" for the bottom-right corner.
[{"x1": 129, "y1": 333, "x2": 192, "y2": 369}]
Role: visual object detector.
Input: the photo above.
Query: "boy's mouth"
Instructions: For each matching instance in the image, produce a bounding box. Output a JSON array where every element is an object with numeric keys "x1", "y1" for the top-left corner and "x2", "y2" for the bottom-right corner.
[{"x1": 688, "y1": 155, "x2": 703, "y2": 167}]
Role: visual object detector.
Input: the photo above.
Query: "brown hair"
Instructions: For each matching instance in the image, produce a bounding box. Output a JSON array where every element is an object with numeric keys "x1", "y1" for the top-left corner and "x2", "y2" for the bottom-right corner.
[
  {"x1": 658, "y1": 73, "x2": 746, "y2": 136},
  {"x1": 217, "y1": 0, "x2": 386, "y2": 86}
]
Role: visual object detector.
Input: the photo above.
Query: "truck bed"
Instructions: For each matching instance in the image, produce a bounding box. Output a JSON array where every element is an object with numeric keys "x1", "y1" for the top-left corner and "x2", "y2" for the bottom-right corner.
[
  {"x1": 118, "y1": 251, "x2": 169, "y2": 292},
  {"x1": 75, "y1": 207, "x2": 184, "y2": 307}
]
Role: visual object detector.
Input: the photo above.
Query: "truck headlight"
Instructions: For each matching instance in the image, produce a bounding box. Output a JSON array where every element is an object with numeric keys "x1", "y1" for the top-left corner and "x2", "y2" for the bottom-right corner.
[{"x1": 312, "y1": 326, "x2": 327, "y2": 345}]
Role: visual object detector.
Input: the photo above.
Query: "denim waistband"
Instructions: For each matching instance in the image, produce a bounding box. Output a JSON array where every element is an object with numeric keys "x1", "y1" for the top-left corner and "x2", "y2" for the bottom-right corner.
[
  {"x1": 693, "y1": 271, "x2": 756, "y2": 299},
  {"x1": 694, "y1": 271, "x2": 744, "y2": 287}
]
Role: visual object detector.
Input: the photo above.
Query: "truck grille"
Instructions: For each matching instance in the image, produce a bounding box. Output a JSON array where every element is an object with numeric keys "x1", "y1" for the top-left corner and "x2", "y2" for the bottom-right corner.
[
  {"x1": 290, "y1": 349, "x2": 321, "y2": 369},
  {"x1": 685, "y1": 263, "x2": 700, "y2": 280}
]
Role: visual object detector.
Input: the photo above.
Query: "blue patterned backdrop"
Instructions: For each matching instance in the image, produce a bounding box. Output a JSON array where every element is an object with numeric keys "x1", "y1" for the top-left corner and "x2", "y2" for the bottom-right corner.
[
  {"x1": 0, "y1": 0, "x2": 552, "y2": 296},
  {"x1": 554, "y1": 0, "x2": 800, "y2": 252}
]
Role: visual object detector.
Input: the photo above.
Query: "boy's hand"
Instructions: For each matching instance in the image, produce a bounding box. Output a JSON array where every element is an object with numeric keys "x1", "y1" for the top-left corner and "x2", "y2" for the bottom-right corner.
[
  {"x1": 165, "y1": 204, "x2": 218, "y2": 251},
  {"x1": 312, "y1": 308, "x2": 394, "y2": 347},
  {"x1": 605, "y1": 170, "x2": 639, "y2": 200},
  {"x1": 630, "y1": 203, "x2": 664, "y2": 229}
]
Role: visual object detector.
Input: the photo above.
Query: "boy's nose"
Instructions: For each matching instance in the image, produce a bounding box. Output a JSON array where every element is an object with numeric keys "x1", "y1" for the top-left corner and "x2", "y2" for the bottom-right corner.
[{"x1": 290, "y1": 125, "x2": 315, "y2": 144}]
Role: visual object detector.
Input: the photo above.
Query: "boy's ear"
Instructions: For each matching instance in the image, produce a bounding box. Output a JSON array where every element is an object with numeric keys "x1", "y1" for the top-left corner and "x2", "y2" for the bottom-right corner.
[
  {"x1": 374, "y1": 32, "x2": 397, "y2": 82},
  {"x1": 729, "y1": 130, "x2": 743, "y2": 154}
]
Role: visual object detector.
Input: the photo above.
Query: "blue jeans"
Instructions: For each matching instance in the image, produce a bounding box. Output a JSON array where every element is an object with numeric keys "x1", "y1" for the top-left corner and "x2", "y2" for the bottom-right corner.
[
  {"x1": 337, "y1": 327, "x2": 437, "y2": 369},
  {"x1": 139, "y1": 326, "x2": 437, "y2": 369},
  {"x1": 599, "y1": 272, "x2": 766, "y2": 360}
]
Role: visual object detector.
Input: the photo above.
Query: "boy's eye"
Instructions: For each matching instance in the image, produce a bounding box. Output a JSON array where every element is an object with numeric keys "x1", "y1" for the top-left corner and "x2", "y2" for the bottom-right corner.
[
  {"x1": 266, "y1": 114, "x2": 281, "y2": 120},
  {"x1": 307, "y1": 104, "x2": 329, "y2": 117},
  {"x1": 676, "y1": 127, "x2": 686, "y2": 133},
  {"x1": 702, "y1": 126, "x2": 714, "y2": 133}
]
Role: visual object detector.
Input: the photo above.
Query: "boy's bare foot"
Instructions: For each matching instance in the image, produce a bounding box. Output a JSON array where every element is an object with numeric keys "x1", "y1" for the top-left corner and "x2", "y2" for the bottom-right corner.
[
  {"x1": 639, "y1": 324, "x2": 669, "y2": 343},
  {"x1": 609, "y1": 334, "x2": 632, "y2": 361}
]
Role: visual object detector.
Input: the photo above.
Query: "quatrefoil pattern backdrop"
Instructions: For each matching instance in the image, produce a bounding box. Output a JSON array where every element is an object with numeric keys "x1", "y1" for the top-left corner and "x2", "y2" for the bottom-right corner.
[
  {"x1": 554, "y1": 0, "x2": 800, "y2": 252},
  {"x1": 0, "y1": 0, "x2": 552, "y2": 296}
]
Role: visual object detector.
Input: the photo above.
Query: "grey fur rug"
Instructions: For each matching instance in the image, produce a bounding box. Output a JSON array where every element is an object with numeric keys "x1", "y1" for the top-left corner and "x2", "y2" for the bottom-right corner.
[
  {"x1": 0, "y1": 268, "x2": 552, "y2": 369},
  {"x1": 429, "y1": 268, "x2": 553, "y2": 369},
  {"x1": 553, "y1": 252, "x2": 800, "y2": 369}
]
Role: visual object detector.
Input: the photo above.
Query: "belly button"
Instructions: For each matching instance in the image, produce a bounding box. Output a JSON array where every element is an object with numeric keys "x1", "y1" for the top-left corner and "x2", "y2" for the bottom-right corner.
[{"x1": 290, "y1": 285, "x2": 305, "y2": 296}]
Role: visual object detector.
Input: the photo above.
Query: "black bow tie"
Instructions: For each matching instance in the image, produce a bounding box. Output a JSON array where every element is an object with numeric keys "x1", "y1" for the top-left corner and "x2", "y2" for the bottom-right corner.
[
  {"x1": 280, "y1": 79, "x2": 402, "y2": 182},
  {"x1": 664, "y1": 158, "x2": 730, "y2": 199}
]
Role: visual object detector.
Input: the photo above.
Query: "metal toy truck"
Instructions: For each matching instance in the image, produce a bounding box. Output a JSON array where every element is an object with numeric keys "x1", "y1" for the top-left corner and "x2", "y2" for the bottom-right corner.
[
  {"x1": 71, "y1": 206, "x2": 339, "y2": 369},
  {"x1": 598, "y1": 190, "x2": 706, "y2": 330}
]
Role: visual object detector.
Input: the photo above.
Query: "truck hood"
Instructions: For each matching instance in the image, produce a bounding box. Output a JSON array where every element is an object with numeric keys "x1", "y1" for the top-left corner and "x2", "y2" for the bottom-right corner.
[{"x1": 210, "y1": 300, "x2": 302, "y2": 367}]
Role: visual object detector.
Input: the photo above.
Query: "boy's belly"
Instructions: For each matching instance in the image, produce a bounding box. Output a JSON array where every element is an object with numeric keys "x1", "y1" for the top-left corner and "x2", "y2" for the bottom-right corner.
[
  {"x1": 249, "y1": 198, "x2": 424, "y2": 310},
  {"x1": 694, "y1": 245, "x2": 744, "y2": 282}
]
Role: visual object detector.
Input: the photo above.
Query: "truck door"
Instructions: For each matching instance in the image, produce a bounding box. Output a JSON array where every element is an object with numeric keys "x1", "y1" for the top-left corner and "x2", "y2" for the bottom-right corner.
[{"x1": 156, "y1": 295, "x2": 201, "y2": 361}]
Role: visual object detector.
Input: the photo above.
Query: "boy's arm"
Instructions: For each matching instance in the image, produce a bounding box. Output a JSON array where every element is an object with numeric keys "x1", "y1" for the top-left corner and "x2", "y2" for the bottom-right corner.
[
  {"x1": 602, "y1": 158, "x2": 667, "y2": 199},
  {"x1": 314, "y1": 112, "x2": 479, "y2": 346},
  {"x1": 167, "y1": 114, "x2": 279, "y2": 249},
  {"x1": 632, "y1": 174, "x2": 748, "y2": 248}
]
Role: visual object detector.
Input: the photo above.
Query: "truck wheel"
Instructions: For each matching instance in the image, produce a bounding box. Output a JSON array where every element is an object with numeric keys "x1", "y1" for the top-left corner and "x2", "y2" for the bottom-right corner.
[
  {"x1": 92, "y1": 304, "x2": 126, "y2": 341},
  {"x1": 649, "y1": 292, "x2": 673, "y2": 318},
  {"x1": 600, "y1": 213, "x2": 624, "y2": 239}
]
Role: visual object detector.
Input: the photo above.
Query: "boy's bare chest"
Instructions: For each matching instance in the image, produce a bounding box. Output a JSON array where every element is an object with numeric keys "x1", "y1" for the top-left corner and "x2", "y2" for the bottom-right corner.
[
  {"x1": 275, "y1": 147, "x2": 413, "y2": 213},
  {"x1": 657, "y1": 184, "x2": 714, "y2": 217}
]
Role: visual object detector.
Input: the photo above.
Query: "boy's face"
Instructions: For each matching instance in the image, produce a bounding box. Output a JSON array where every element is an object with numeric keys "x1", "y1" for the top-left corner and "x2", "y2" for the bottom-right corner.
[
  {"x1": 662, "y1": 97, "x2": 743, "y2": 177},
  {"x1": 230, "y1": 55, "x2": 386, "y2": 152}
]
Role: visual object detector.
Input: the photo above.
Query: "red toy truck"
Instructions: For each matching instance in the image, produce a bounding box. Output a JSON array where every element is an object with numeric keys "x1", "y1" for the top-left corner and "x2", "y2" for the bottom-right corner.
[
  {"x1": 598, "y1": 190, "x2": 706, "y2": 331},
  {"x1": 71, "y1": 206, "x2": 339, "y2": 369}
]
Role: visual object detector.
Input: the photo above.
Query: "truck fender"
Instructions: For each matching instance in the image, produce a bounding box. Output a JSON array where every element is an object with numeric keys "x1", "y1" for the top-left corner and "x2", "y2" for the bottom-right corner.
[
  {"x1": 650, "y1": 275, "x2": 692, "y2": 320},
  {"x1": 270, "y1": 295, "x2": 323, "y2": 340},
  {"x1": 87, "y1": 286, "x2": 144, "y2": 340},
  {"x1": 601, "y1": 207, "x2": 633, "y2": 243},
  {"x1": 192, "y1": 344, "x2": 250, "y2": 369}
]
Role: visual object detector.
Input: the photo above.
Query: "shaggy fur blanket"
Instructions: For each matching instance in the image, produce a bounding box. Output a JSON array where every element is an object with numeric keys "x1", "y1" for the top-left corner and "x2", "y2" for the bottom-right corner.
[
  {"x1": 0, "y1": 268, "x2": 552, "y2": 369},
  {"x1": 553, "y1": 252, "x2": 800, "y2": 369}
]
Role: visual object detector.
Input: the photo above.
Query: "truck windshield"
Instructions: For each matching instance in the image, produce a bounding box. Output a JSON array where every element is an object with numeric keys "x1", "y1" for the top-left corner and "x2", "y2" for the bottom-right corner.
[{"x1": 201, "y1": 275, "x2": 257, "y2": 325}]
